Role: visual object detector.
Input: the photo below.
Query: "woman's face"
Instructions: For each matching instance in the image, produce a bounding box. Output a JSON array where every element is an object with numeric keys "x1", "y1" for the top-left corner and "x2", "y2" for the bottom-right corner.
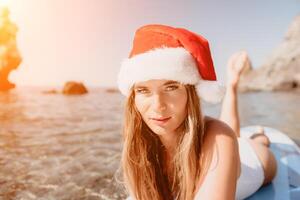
[{"x1": 134, "y1": 79, "x2": 188, "y2": 136}]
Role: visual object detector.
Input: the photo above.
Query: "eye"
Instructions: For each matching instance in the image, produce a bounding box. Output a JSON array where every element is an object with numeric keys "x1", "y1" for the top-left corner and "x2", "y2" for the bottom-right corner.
[
  {"x1": 166, "y1": 85, "x2": 178, "y2": 91},
  {"x1": 135, "y1": 88, "x2": 149, "y2": 94}
]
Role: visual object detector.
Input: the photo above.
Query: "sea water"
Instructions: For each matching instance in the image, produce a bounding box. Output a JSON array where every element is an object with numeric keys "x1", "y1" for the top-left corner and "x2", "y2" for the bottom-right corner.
[{"x1": 0, "y1": 87, "x2": 299, "y2": 199}]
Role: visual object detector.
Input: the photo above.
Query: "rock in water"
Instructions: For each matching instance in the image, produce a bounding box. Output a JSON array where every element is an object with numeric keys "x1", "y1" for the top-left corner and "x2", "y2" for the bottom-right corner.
[
  {"x1": 0, "y1": 7, "x2": 22, "y2": 91},
  {"x1": 42, "y1": 89, "x2": 58, "y2": 94},
  {"x1": 105, "y1": 88, "x2": 119, "y2": 93},
  {"x1": 239, "y1": 15, "x2": 300, "y2": 92},
  {"x1": 62, "y1": 81, "x2": 88, "y2": 95}
]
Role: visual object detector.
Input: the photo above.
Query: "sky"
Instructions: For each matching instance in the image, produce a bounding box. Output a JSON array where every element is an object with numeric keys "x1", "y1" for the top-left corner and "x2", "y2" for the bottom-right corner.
[{"x1": 2, "y1": 0, "x2": 300, "y2": 87}]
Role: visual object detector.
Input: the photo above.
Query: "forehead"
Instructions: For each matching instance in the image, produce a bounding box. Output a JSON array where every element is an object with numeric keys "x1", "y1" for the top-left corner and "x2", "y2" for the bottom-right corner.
[{"x1": 134, "y1": 79, "x2": 180, "y2": 88}]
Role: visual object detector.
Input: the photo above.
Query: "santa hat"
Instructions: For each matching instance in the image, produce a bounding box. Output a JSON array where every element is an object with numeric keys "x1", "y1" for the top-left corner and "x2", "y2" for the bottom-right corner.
[{"x1": 117, "y1": 24, "x2": 225, "y2": 103}]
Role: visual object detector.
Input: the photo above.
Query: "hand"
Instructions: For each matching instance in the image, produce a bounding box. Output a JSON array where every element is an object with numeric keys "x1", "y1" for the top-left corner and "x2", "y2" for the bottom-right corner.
[{"x1": 226, "y1": 51, "x2": 250, "y2": 87}]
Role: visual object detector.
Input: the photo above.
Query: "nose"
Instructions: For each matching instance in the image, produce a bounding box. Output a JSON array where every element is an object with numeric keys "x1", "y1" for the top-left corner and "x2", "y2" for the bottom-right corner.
[{"x1": 152, "y1": 94, "x2": 167, "y2": 112}]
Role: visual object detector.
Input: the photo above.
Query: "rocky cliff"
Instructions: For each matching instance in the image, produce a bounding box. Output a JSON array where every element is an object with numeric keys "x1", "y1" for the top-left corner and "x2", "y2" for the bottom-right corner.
[{"x1": 239, "y1": 15, "x2": 300, "y2": 91}]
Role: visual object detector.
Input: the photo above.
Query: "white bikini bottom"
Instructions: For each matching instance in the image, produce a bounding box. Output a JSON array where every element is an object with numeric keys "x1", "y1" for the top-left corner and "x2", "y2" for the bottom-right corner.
[{"x1": 235, "y1": 137, "x2": 265, "y2": 200}]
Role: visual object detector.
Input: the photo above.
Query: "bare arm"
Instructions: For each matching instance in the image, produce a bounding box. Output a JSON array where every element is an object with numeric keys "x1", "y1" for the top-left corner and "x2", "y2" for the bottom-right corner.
[
  {"x1": 219, "y1": 85, "x2": 240, "y2": 137},
  {"x1": 195, "y1": 119, "x2": 240, "y2": 200},
  {"x1": 219, "y1": 51, "x2": 250, "y2": 137}
]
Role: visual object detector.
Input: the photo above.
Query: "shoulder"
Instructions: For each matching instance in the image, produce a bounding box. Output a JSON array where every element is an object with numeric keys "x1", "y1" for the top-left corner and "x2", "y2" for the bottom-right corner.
[
  {"x1": 204, "y1": 116, "x2": 236, "y2": 137},
  {"x1": 202, "y1": 116, "x2": 239, "y2": 164},
  {"x1": 202, "y1": 116, "x2": 238, "y2": 151},
  {"x1": 195, "y1": 116, "x2": 239, "y2": 199}
]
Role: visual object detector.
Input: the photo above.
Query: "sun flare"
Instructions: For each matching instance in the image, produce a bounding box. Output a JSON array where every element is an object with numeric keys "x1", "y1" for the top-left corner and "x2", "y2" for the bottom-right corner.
[{"x1": 0, "y1": 0, "x2": 9, "y2": 7}]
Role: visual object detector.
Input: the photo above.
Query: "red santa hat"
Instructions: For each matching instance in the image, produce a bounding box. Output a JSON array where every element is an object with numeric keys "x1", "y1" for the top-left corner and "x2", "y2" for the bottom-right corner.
[{"x1": 117, "y1": 24, "x2": 225, "y2": 103}]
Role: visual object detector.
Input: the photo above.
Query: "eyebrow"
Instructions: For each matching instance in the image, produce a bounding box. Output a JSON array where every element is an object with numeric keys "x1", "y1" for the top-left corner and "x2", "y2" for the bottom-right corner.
[{"x1": 134, "y1": 81, "x2": 179, "y2": 89}]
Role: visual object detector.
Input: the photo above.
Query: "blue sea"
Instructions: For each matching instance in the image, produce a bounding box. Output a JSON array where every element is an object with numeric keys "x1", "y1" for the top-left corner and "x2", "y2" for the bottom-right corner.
[{"x1": 0, "y1": 87, "x2": 299, "y2": 199}]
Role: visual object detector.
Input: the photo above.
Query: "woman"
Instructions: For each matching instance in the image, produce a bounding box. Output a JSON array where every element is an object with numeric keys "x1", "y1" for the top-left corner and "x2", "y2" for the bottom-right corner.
[{"x1": 117, "y1": 24, "x2": 277, "y2": 200}]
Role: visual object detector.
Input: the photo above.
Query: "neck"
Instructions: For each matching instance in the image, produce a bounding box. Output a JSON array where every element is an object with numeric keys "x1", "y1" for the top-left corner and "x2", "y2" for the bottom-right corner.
[
  {"x1": 158, "y1": 124, "x2": 185, "y2": 157},
  {"x1": 159, "y1": 132, "x2": 178, "y2": 157}
]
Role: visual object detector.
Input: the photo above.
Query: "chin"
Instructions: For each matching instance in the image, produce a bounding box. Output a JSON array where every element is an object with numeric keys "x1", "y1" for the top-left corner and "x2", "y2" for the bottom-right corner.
[{"x1": 150, "y1": 126, "x2": 174, "y2": 136}]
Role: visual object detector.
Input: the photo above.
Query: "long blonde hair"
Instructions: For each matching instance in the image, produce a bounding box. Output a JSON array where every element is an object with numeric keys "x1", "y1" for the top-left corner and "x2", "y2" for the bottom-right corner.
[{"x1": 121, "y1": 84, "x2": 205, "y2": 200}]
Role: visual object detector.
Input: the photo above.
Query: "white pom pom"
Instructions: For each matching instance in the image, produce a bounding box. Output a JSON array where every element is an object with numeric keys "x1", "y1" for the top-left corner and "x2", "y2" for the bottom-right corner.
[{"x1": 196, "y1": 80, "x2": 225, "y2": 104}]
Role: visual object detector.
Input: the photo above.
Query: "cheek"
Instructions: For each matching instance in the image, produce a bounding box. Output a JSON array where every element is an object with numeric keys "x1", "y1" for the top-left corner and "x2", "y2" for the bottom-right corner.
[
  {"x1": 169, "y1": 92, "x2": 188, "y2": 122},
  {"x1": 134, "y1": 96, "x2": 148, "y2": 118},
  {"x1": 174, "y1": 99, "x2": 187, "y2": 119}
]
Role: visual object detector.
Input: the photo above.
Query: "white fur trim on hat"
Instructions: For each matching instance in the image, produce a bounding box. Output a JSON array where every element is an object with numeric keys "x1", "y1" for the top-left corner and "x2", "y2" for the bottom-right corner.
[
  {"x1": 196, "y1": 80, "x2": 226, "y2": 104},
  {"x1": 117, "y1": 47, "x2": 225, "y2": 103}
]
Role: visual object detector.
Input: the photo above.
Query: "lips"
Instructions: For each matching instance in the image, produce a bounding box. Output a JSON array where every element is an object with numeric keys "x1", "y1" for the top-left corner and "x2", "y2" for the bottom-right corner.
[{"x1": 150, "y1": 117, "x2": 171, "y2": 122}]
